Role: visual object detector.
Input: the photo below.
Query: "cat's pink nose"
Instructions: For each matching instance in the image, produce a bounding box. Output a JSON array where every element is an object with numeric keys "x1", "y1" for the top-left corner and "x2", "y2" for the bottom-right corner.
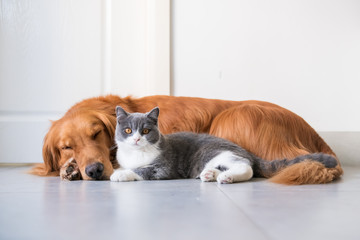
[{"x1": 134, "y1": 138, "x2": 140, "y2": 144}]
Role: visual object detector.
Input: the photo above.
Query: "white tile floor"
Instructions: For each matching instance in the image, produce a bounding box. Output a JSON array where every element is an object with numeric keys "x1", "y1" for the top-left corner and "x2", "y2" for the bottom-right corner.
[{"x1": 0, "y1": 165, "x2": 359, "y2": 240}]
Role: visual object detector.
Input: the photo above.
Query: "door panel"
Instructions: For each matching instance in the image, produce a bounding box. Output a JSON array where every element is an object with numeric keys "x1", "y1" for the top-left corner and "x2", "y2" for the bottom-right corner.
[
  {"x1": 0, "y1": 0, "x2": 170, "y2": 163},
  {"x1": 0, "y1": 0, "x2": 103, "y2": 163}
]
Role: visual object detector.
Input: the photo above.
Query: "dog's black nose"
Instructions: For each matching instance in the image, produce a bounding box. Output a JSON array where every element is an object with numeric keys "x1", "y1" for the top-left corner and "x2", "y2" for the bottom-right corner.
[{"x1": 85, "y1": 162, "x2": 104, "y2": 180}]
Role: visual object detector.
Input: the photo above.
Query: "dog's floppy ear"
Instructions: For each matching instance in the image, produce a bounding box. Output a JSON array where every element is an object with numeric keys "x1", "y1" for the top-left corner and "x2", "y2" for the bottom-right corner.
[
  {"x1": 42, "y1": 131, "x2": 60, "y2": 173},
  {"x1": 29, "y1": 125, "x2": 60, "y2": 176},
  {"x1": 95, "y1": 111, "x2": 117, "y2": 140}
]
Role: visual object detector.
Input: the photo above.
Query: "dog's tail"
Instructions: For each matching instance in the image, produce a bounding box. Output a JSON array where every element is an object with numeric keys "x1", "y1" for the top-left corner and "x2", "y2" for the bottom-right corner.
[{"x1": 252, "y1": 153, "x2": 342, "y2": 184}]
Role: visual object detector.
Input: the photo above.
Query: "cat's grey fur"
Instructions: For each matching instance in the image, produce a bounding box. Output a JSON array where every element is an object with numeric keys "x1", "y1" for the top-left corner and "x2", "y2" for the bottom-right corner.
[{"x1": 110, "y1": 107, "x2": 338, "y2": 183}]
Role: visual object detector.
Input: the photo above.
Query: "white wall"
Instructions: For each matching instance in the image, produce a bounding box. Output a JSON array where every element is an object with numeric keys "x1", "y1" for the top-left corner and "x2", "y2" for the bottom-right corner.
[
  {"x1": 0, "y1": 0, "x2": 104, "y2": 113},
  {"x1": 172, "y1": 0, "x2": 360, "y2": 132},
  {"x1": 1, "y1": 0, "x2": 358, "y2": 164},
  {"x1": 111, "y1": 0, "x2": 170, "y2": 97},
  {"x1": 0, "y1": 0, "x2": 105, "y2": 163},
  {"x1": 0, "y1": 0, "x2": 170, "y2": 163}
]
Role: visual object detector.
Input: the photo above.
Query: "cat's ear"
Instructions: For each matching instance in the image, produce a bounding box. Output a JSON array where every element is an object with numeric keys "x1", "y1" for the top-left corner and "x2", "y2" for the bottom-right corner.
[
  {"x1": 115, "y1": 106, "x2": 128, "y2": 120},
  {"x1": 147, "y1": 107, "x2": 160, "y2": 124}
]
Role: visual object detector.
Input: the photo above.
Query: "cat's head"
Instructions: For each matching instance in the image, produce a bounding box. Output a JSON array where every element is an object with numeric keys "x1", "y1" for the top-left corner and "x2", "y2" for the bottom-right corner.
[{"x1": 115, "y1": 106, "x2": 161, "y2": 148}]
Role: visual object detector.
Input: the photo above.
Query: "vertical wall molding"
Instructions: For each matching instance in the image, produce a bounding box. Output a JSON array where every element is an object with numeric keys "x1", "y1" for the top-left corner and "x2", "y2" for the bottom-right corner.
[
  {"x1": 145, "y1": 0, "x2": 170, "y2": 96},
  {"x1": 102, "y1": 0, "x2": 113, "y2": 94},
  {"x1": 109, "y1": 0, "x2": 170, "y2": 97}
]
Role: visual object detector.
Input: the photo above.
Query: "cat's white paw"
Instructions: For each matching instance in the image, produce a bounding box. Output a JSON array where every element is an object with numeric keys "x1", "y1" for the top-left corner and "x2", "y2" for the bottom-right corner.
[
  {"x1": 110, "y1": 169, "x2": 142, "y2": 182},
  {"x1": 217, "y1": 172, "x2": 234, "y2": 184},
  {"x1": 200, "y1": 168, "x2": 221, "y2": 182}
]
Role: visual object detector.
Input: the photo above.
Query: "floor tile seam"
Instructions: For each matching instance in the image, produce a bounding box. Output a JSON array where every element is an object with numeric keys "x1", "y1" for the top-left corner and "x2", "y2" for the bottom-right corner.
[{"x1": 216, "y1": 185, "x2": 274, "y2": 240}]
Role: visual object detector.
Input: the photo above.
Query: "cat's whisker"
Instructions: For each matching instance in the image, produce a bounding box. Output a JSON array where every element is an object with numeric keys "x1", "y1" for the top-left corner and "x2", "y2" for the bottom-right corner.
[{"x1": 109, "y1": 145, "x2": 117, "y2": 151}]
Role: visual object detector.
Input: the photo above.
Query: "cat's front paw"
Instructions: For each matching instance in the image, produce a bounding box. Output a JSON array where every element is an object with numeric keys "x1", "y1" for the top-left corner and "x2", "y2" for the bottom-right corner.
[
  {"x1": 110, "y1": 169, "x2": 143, "y2": 182},
  {"x1": 60, "y1": 158, "x2": 81, "y2": 181},
  {"x1": 217, "y1": 172, "x2": 234, "y2": 184},
  {"x1": 200, "y1": 168, "x2": 221, "y2": 182}
]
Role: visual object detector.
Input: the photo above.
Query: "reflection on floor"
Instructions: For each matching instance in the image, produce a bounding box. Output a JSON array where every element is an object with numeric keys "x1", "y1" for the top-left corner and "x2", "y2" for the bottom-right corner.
[{"x1": 0, "y1": 166, "x2": 359, "y2": 240}]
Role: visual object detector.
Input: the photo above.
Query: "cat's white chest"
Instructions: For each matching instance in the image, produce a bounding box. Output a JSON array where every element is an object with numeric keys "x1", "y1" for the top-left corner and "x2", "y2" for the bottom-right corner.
[{"x1": 116, "y1": 141, "x2": 160, "y2": 169}]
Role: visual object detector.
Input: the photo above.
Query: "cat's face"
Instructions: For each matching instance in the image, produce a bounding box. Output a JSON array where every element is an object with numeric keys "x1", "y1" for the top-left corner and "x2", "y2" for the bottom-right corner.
[{"x1": 115, "y1": 107, "x2": 160, "y2": 149}]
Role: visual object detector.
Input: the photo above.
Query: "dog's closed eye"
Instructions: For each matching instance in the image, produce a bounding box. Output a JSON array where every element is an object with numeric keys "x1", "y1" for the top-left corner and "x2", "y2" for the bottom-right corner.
[
  {"x1": 92, "y1": 130, "x2": 101, "y2": 140},
  {"x1": 62, "y1": 146, "x2": 72, "y2": 150}
]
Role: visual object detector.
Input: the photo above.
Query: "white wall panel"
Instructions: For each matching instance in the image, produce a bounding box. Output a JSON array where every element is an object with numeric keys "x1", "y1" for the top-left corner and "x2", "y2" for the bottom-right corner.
[
  {"x1": 0, "y1": 0, "x2": 104, "y2": 163},
  {"x1": 111, "y1": 0, "x2": 170, "y2": 97},
  {"x1": 0, "y1": 0, "x2": 170, "y2": 163},
  {"x1": 172, "y1": 0, "x2": 360, "y2": 132},
  {"x1": 0, "y1": 0, "x2": 103, "y2": 112}
]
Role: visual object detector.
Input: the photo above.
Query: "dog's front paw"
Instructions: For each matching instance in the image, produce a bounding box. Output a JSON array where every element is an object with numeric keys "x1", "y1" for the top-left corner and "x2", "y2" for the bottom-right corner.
[
  {"x1": 60, "y1": 158, "x2": 81, "y2": 181},
  {"x1": 110, "y1": 169, "x2": 142, "y2": 182}
]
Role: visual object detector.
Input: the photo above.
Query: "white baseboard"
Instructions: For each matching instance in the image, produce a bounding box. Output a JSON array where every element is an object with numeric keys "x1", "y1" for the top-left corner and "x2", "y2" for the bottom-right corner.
[
  {"x1": 1, "y1": 120, "x2": 358, "y2": 166},
  {"x1": 319, "y1": 132, "x2": 360, "y2": 166},
  {"x1": 0, "y1": 120, "x2": 50, "y2": 163}
]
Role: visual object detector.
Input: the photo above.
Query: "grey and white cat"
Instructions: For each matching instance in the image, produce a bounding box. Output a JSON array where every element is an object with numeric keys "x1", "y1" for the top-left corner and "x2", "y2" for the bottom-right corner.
[{"x1": 110, "y1": 107, "x2": 338, "y2": 183}]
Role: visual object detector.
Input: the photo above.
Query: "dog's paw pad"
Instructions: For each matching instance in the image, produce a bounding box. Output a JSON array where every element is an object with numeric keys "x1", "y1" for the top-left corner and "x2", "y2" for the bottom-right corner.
[{"x1": 60, "y1": 158, "x2": 81, "y2": 181}]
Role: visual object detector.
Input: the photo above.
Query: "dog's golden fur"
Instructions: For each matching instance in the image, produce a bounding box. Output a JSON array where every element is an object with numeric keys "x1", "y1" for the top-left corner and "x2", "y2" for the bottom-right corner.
[{"x1": 30, "y1": 95, "x2": 343, "y2": 184}]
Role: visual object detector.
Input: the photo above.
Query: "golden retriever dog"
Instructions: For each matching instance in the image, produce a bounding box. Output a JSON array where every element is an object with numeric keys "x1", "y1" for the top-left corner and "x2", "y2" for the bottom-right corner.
[{"x1": 30, "y1": 95, "x2": 343, "y2": 184}]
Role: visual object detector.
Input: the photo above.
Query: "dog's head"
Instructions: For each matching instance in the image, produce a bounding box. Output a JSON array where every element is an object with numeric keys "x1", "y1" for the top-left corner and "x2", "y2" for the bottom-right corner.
[{"x1": 42, "y1": 110, "x2": 117, "y2": 180}]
